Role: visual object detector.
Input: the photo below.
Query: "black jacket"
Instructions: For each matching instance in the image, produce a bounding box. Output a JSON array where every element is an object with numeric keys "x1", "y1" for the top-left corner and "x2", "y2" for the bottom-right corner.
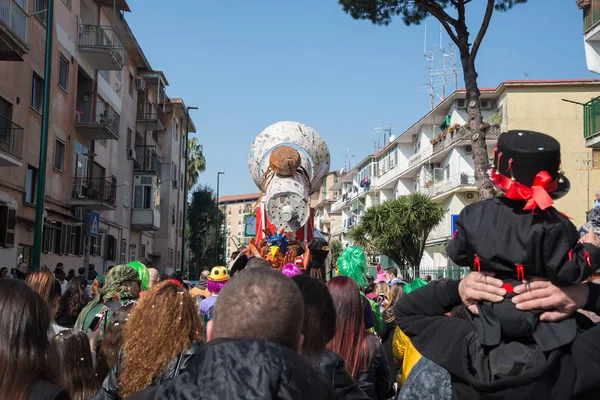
[
  {"x1": 91, "y1": 342, "x2": 203, "y2": 400},
  {"x1": 448, "y1": 197, "x2": 600, "y2": 351},
  {"x1": 394, "y1": 279, "x2": 600, "y2": 400},
  {"x1": 354, "y1": 336, "x2": 393, "y2": 400},
  {"x1": 29, "y1": 381, "x2": 69, "y2": 400},
  {"x1": 313, "y1": 350, "x2": 370, "y2": 400},
  {"x1": 127, "y1": 338, "x2": 336, "y2": 400}
]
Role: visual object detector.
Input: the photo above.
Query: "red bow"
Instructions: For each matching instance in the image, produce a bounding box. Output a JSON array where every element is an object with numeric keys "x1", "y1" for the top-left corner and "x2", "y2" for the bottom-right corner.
[{"x1": 491, "y1": 170, "x2": 557, "y2": 211}]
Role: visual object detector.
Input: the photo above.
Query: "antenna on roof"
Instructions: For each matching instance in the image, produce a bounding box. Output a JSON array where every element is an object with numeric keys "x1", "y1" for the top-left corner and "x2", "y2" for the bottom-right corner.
[{"x1": 424, "y1": 23, "x2": 460, "y2": 110}]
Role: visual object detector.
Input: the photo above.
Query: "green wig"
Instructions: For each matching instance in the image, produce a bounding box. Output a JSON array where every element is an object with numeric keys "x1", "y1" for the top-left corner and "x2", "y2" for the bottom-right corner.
[
  {"x1": 337, "y1": 246, "x2": 368, "y2": 289},
  {"x1": 127, "y1": 261, "x2": 149, "y2": 291}
]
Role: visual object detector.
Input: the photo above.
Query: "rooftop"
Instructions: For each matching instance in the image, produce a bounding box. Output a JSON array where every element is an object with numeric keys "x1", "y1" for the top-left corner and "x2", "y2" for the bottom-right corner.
[{"x1": 218, "y1": 193, "x2": 261, "y2": 204}]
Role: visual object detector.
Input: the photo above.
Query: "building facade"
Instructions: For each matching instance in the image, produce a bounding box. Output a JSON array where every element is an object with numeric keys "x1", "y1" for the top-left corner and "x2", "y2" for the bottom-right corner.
[
  {"x1": 328, "y1": 80, "x2": 600, "y2": 271},
  {"x1": 583, "y1": 1, "x2": 600, "y2": 74},
  {"x1": 0, "y1": 0, "x2": 194, "y2": 275},
  {"x1": 311, "y1": 171, "x2": 341, "y2": 236},
  {"x1": 219, "y1": 193, "x2": 260, "y2": 260}
]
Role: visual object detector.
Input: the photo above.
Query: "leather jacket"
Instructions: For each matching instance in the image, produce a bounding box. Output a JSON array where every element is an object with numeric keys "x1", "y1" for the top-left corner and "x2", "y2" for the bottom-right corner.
[
  {"x1": 314, "y1": 350, "x2": 371, "y2": 400},
  {"x1": 91, "y1": 342, "x2": 203, "y2": 400},
  {"x1": 355, "y1": 336, "x2": 394, "y2": 400}
]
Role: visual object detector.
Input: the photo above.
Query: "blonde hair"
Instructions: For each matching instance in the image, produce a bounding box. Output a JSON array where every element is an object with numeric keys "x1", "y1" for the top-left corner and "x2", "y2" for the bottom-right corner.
[{"x1": 374, "y1": 282, "x2": 389, "y2": 298}]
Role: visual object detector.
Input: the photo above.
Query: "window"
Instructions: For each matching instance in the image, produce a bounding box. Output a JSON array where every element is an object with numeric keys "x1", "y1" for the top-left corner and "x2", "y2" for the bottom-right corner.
[
  {"x1": 62, "y1": 0, "x2": 71, "y2": 9},
  {"x1": 68, "y1": 225, "x2": 83, "y2": 255},
  {"x1": 106, "y1": 235, "x2": 117, "y2": 262},
  {"x1": 129, "y1": 73, "x2": 134, "y2": 96},
  {"x1": 172, "y1": 163, "x2": 177, "y2": 188},
  {"x1": 35, "y1": 0, "x2": 47, "y2": 23},
  {"x1": 126, "y1": 127, "x2": 132, "y2": 150},
  {"x1": 181, "y1": 140, "x2": 186, "y2": 158},
  {"x1": 54, "y1": 138, "x2": 65, "y2": 171},
  {"x1": 99, "y1": 70, "x2": 110, "y2": 83},
  {"x1": 31, "y1": 73, "x2": 44, "y2": 112},
  {"x1": 42, "y1": 220, "x2": 61, "y2": 254},
  {"x1": 134, "y1": 177, "x2": 153, "y2": 209},
  {"x1": 123, "y1": 180, "x2": 130, "y2": 207},
  {"x1": 25, "y1": 165, "x2": 37, "y2": 204},
  {"x1": 167, "y1": 248, "x2": 174, "y2": 269},
  {"x1": 140, "y1": 244, "x2": 146, "y2": 259},
  {"x1": 91, "y1": 233, "x2": 103, "y2": 257},
  {"x1": 120, "y1": 239, "x2": 127, "y2": 264},
  {"x1": 171, "y1": 205, "x2": 175, "y2": 223},
  {"x1": 0, "y1": 206, "x2": 16, "y2": 248},
  {"x1": 175, "y1": 122, "x2": 179, "y2": 142},
  {"x1": 58, "y1": 55, "x2": 69, "y2": 91}
]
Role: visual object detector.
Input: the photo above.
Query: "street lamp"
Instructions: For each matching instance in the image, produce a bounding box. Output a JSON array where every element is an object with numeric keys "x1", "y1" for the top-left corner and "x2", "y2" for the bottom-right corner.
[
  {"x1": 32, "y1": 0, "x2": 55, "y2": 269},
  {"x1": 215, "y1": 171, "x2": 224, "y2": 266},
  {"x1": 181, "y1": 106, "x2": 198, "y2": 274}
]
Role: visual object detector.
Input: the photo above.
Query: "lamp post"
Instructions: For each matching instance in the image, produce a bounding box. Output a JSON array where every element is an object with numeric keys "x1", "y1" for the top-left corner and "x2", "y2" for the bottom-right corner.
[
  {"x1": 215, "y1": 171, "x2": 224, "y2": 266},
  {"x1": 181, "y1": 106, "x2": 198, "y2": 274},
  {"x1": 32, "y1": 0, "x2": 54, "y2": 269}
]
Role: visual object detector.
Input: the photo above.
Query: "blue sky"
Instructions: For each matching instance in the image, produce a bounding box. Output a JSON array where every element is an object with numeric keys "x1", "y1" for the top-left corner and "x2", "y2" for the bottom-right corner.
[{"x1": 127, "y1": 0, "x2": 596, "y2": 197}]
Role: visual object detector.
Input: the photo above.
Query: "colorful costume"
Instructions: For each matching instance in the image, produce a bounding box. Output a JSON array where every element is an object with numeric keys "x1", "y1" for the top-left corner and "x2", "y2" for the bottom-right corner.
[
  {"x1": 337, "y1": 246, "x2": 383, "y2": 335},
  {"x1": 127, "y1": 261, "x2": 150, "y2": 291},
  {"x1": 448, "y1": 130, "x2": 600, "y2": 354},
  {"x1": 281, "y1": 263, "x2": 302, "y2": 277},
  {"x1": 200, "y1": 266, "x2": 230, "y2": 322}
]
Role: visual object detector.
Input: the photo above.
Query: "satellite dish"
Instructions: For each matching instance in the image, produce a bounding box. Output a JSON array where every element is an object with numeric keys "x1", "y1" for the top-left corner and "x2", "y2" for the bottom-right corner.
[{"x1": 389, "y1": 135, "x2": 396, "y2": 143}]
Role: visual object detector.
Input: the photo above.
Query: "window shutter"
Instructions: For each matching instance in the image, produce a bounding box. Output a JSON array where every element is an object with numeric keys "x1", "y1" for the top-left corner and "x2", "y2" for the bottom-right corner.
[{"x1": 123, "y1": 180, "x2": 130, "y2": 207}]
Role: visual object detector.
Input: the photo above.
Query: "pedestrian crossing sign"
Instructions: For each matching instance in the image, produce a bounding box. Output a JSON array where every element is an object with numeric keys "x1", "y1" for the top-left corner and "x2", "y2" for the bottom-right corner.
[{"x1": 90, "y1": 212, "x2": 99, "y2": 237}]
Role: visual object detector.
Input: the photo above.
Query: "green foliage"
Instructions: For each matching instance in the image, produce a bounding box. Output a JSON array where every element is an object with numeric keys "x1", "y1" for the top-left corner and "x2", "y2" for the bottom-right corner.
[
  {"x1": 329, "y1": 239, "x2": 343, "y2": 267},
  {"x1": 188, "y1": 185, "x2": 226, "y2": 270},
  {"x1": 187, "y1": 137, "x2": 206, "y2": 191},
  {"x1": 350, "y1": 193, "x2": 443, "y2": 269},
  {"x1": 488, "y1": 112, "x2": 502, "y2": 124},
  {"x1": 338, "y1": 0, "x2": 527, "y2": 26}
]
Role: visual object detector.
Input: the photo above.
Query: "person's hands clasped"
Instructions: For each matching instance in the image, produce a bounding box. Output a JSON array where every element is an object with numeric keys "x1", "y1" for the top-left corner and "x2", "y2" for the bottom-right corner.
[
  {"x1": 458, "y1": 272, "x2": 506, "y2": 314},
  {"x1": 512, "y1": 279, "x2": 589, "y2": 322}
]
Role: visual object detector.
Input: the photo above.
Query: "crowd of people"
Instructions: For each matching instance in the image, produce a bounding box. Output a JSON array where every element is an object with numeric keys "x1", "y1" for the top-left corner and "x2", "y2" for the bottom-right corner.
[{"x1": 3, "y1": 131, "x2": 600, "y2": 399}]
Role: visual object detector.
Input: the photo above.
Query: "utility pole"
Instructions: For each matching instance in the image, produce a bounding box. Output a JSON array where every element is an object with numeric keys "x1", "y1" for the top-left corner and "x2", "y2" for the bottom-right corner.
[
  {"x1": 32, "y1": 0, "x2": 54, "y2": 269},
  {"x1": 215, "y1": 172, "x2": 224, "y2": 266},
  {"x1": 180, "y1": 106, "x2": 198, "y2": 274}
]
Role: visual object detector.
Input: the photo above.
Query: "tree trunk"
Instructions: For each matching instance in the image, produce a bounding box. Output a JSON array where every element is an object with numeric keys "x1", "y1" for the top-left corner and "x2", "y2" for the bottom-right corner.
[{"x1": 460, "y1": 52, "x2": 495, "y2": 200}]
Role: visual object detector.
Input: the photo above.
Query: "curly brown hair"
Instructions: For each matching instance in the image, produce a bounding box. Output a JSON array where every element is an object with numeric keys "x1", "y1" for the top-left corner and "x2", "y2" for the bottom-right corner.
[{"x1": 119, "y1": 281, "x2": 203, "y2": 397}]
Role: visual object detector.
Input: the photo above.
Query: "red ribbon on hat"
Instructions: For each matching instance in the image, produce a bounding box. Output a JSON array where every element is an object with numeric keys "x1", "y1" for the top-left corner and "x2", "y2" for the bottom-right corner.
[{"x1": 491, "y1": 169, "x2": 557, "y2": 211}]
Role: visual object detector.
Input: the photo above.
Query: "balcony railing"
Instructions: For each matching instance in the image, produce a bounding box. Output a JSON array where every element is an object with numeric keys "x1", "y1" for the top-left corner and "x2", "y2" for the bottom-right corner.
[
  {"x1": 78, "y1": 24, "x2": 124, "y2": 70},
  {"x1": 71, "y1": 177, "x2": 116, "y2": 206},
  {"x1": 584, "y1": 96, "x2": 600, "y2": 139},
  {"x1": 75, "y1": 99, "x2": 120, "y2": 137},
  {"x1": 0, "y1": 0, "x2": 27, "y2": 43},
  {"x1": 432, "y1": 125, "x2": 501, "y2": 155},
  {"x1": 134, "y1": 145, "x2": 162, "y2": 177},
  {"x1": 584, "y1": 0, "x2": 600, "y2": 32},
  {"x1": 137, "y1": 103, "x2": 164, "y2": 121},
  {"x1": 428, "y1": 220, "x2": 451, "y2": 241},
  {"x1": 420, "y1": 173, "x2": 476, "y2": 198},
  {"x1": 0, "y1": 114, "x2": 23, "y2": 159}
]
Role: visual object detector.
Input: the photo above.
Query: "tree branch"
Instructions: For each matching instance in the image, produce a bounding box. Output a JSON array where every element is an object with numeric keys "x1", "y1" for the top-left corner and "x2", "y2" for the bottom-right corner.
[
  {"x1": 457, "y1": 0, "x2": 466, "y2": 24},
  {"x1": 416, "y1": 0, "x2": 461, "y2": 47},
  {"x1": 470, "y1": 0, "x2": 495, "y2": 61}
]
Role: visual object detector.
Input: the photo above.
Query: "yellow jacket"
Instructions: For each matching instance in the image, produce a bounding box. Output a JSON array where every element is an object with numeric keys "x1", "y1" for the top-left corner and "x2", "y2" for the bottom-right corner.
[{"x1": 392, "y1": 326, "x2": 422, "y2": 387}]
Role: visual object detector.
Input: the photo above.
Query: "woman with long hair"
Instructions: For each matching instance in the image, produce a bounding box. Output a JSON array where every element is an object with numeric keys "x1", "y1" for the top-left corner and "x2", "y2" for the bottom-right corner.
[
  {"x1": 327, "y1": 276, "x2": 392, "y2": 400},
  {"x1": 26, "y1": 270, "x2": 63, "y2": 334},
  {"x1": 93, "y1": 281, "x2": 203, "y2": 399},
  {"x1": 95, "y1": 302, "x2": 136, "y2": 383},
  {"x1": 56, "y1": 276, "x2": 91, "y2": 328},
  {"x1": 381, "y1": 282, "x2": 405, "y2": 382},
  {"x1": 0, "y1": 279, "x2": 68, "y2": 400},
  {"x1": 52, "y1": 329, "x2": 100, "y2": 400}
]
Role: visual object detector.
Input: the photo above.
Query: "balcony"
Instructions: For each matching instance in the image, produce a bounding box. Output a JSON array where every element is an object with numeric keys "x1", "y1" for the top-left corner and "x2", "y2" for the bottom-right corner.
[
  {"x1": 431, "y1": 124, "x2": 501, "y2": 156},
  {"x1": 0, "y1": 0, "x2": 27, "y2": 61},
  {"x1": 584, "y1": 96, "x2": 600, "y2": 148},
  {"x1": 134, "y1": 146, "x2": 162, "y2": 177},
  {"x1": 71, "y1": 177, "x2": 117, "y2": 211},
  {"x1": 75, "y1": 99, "x2": 120, "y2": 140},
  {"x1": 420, "y1": 173, "x2": 476, "y2": 199},
  {"x1": 136, "y1": 103, "x2": 164, "y2": 131},
  {"x1": 427, "y1": 220, "x2": 451, "y2": 243},
  {"x1": 131, "y1": 209, "x2": 160, "y2": 231},
  {"x1": 584, "y1": 0, "x2": 600, "y2": 33},
  {"x1": 78, "y1": 24, "x2": 124, "y2": 71},
  {"x1": 0, "y1": 114, "x2": 23, "y2": 167}
]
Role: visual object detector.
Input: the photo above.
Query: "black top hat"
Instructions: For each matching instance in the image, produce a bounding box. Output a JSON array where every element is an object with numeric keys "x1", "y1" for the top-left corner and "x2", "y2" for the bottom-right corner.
[{"x1": 492, "y1": 130, "x2": 569, "y2": 200}]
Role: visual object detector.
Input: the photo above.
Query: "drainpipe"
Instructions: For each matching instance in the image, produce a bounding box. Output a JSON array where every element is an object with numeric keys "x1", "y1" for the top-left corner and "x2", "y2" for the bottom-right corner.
[{"x1": 32, "y1": 0, "x2": 54, "y2": 269}]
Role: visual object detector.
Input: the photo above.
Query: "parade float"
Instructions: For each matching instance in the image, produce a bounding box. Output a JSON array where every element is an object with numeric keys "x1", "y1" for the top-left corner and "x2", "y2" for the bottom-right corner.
[{"x1": 245, "y1": 121, "x2": 331, "y2": 275}]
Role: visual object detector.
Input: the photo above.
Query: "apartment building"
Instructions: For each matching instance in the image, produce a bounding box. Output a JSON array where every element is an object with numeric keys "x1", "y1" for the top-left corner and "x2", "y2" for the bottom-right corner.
[
  {"x1": 219, "y1": 193, "x2": 260, "y2": 260},
  {"x1": 311, "y1": 171, "x2": 341, "y2": 236},
  {"x1": 329, "y1": 79, "x2": 600, "y2": 270},
  {"x1": 0, "y1": 0, "x2": 194, "y2": 274}
]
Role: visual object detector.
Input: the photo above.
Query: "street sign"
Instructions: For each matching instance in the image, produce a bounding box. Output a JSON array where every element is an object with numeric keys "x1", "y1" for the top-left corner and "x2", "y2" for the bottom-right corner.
[{"x1": 89, "y1": 211, "x2": 99, "y2": 237}]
